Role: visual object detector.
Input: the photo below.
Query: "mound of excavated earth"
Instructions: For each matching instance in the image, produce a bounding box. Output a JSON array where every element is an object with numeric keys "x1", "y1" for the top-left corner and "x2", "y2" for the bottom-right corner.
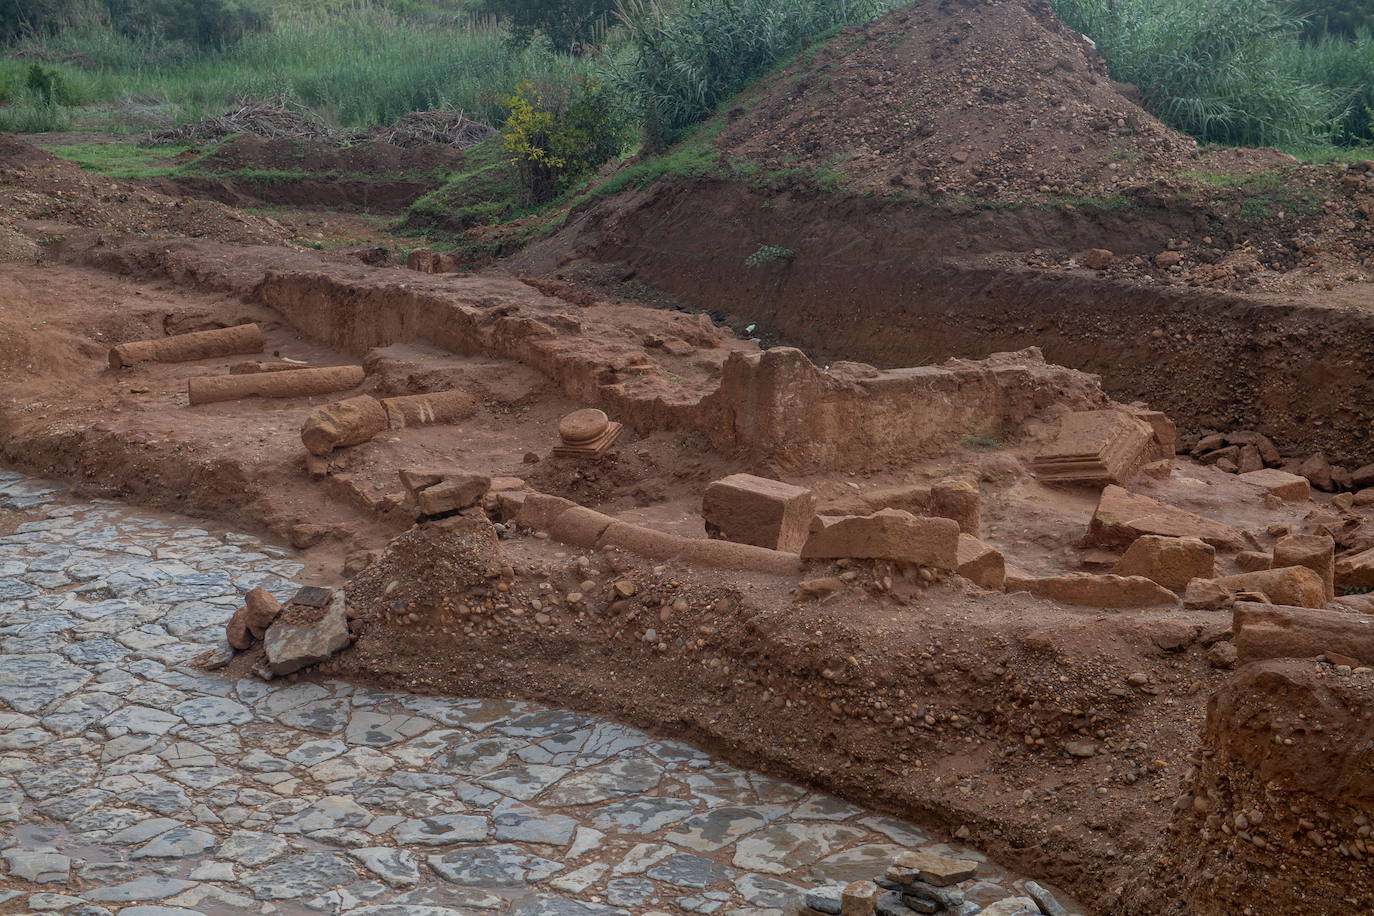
[{"x1": 716, "y1": 0, "x2": 1198, "y2": 200}]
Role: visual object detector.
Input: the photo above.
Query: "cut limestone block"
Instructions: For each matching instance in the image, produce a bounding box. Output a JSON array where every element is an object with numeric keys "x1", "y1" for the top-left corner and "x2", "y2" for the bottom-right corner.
[
  {"x1": 301, "y1": 395, "x2": 388, "y2": 456},
  {"x1": 956, "y1": 534, "x2": 1005, "y2": 590},
  {"x1": 110, "y1": 323, "x2": 264, "y2": 369},
  {"x1": 1031, "y1": 410, "x2": 1156, "y2": 487},
  {"x1": 1273, "y1": 533, "x2": 1336, "y2": 602},
  {"x1": 1005, "y1": 574, "x2": 1177, "y2": 608},
  {"x1": 382, "y1": 390, "x2": 476, "y2": 429},
  {"x1": 701, "y1": 473, "x2": 816, "y2": 552},
  {"x1": 1184, "y1": 567, "x2": 1327, "y2": 610},
  {"x1": 1089, "y1": 485, "x2": 1245, "y2": 550},
  {"x1": 188, "y1": 365, "x2": 365, "y2": 405},
  {"x1": 516, "y1": 493, "x2": 577, "y2": 532},
  {"x1": 1112, "y1": 535, "x2": 1215, "y2": 592},
  {"x1": 801, "y1": 510, "x2": 960, "y2": 569},
  {"x1": 1233, "y1": 601, "x2": 1374, "y2": 666},
  {"x1": 1237, "y1": 468, "x2": 1310, "y2": 502},
  {"x1": 929, "y1": 476, "x2": 981, "y2": 536}
]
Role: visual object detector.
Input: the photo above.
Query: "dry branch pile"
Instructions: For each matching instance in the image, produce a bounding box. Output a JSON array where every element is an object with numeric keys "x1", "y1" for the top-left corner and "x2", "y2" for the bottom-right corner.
[{"x1": 146, "y1": 99, "x2": 496, "y2": 151}]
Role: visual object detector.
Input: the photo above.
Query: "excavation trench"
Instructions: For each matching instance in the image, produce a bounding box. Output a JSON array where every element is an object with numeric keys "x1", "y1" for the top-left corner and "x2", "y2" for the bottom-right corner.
[{"x1": 537, "y1": 177, "x2": 1374, "y2": 467}]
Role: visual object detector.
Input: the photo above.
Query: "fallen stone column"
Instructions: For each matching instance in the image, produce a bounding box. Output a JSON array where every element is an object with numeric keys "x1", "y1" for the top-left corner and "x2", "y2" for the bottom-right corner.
[
  {"x1": 301, "y1": 395, "x2": 389, "y2": 456},
  {"x1": 382, "y1": 390, "x2": 476, "y2": 429},
  {"x1": 1232, "y1": 601, "x2": 1374, "y2": 666},
  {"x1": 110, "y1": 323, "x2": 264, "y2": 369},
  {"x1": 188, "y1": 365, "x2": 365, "y2": 406}
]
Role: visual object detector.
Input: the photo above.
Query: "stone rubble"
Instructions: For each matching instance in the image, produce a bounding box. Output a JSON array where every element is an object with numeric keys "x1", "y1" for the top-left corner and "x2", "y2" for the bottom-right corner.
[{"x1": 0, "y1": 471, "x2": 1081, "y2": 916}]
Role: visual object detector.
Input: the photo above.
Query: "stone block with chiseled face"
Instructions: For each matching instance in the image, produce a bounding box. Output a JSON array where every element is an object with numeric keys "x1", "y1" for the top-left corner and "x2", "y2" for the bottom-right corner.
[{"x1": 701, "y1": 473, "x2": 816, "y2": 553}]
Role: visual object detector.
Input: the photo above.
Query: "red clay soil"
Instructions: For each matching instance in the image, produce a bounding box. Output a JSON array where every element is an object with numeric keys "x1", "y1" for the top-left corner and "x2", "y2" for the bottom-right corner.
[{"x1": 716, "y1": 0, "x2": 1199, "y2": 201}]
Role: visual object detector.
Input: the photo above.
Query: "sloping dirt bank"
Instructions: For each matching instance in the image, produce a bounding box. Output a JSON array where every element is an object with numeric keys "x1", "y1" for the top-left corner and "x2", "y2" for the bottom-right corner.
[{"x1": 515, "y1": 176, "x2": 1374, "y2": 466}]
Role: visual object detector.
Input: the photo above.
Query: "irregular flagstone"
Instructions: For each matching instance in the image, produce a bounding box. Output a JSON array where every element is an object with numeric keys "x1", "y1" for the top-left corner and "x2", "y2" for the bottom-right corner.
[
  {"x1": 131, "y1": 827, "x2": 216, "y2": 859},
  {"x1": 83, "y1": 876, "x2": 196, "y2": 902},
  {"x1": 393, "y1": 813, "x2": 490, "y2": 846},
  {"x1": 733, "y1": 822, "x2": 868, "y2": 874},
  {"x1": 511, "y1": 895, "x2": 631, "y2": 916},
  {"x1": 346, "y1": 711, "x2": 437, "y2": 747},
  {"x1": 2, "y1": 847, "x2": 71, "y2": 883},
  {"x1": 350, "y1": 847, "x2": 422, "y2": 887},
  {"x1": 243, "y1": 852, "x2": 358, "y2": 899},
  {"x1": 589, "y1": 796, "x2": 697, "y2": 834},
  {"x1": 431, "y1": 736, "x2": 525, "y2": 776},
  {"x1": 493, "y1": 804, "x2": 579, "y2": 845},
  {"x1": 172, "y1": 696, "x2": 251, "y2": 726},
  {"x1": 427, "y1": 844, "x2": 564, "y2": 886},
  {"x1": 275, "y1": 795, "x2": 373, "y2": 833},
  {"x1": 736, "y1": 873, "x2": 809, "y2": 908},
  {"x1": 540, "y1": 758, "x2": 664, "y2": 807},
  {"x1": 475, "y1": 764, "x2": 569, "y2": 800},
  {"x1": 647, "y1": 852, "x2": 737, "y2": 888},
  {"x1": 810, "y1": 843, "x2": 913, "y2": 884},
  {"x1": 217, "y1": 831, "x2": 289, "y2": 866},
  {"x1": 389, "y1": 885, "x2": 507, "y2": 910},
  {"x1": 666, "y1": 807, "x2": 770, "y2": 851},
  {"x1": 0, "y1": 653, "x2": 91, "y2": 713}
]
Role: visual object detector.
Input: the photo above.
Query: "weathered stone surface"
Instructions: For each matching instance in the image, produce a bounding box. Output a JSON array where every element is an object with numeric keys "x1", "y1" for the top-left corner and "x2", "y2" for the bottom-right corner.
[
  {"x1": 1031, "y1": 410, "x2": 1155, "y2": 487},
  {"x1": 887, "y1": 850, "x2": 978, "y2": 887},
  {"x1": 1238, "y1": 468, "x2": 1310, "y2": 502},
  {"x1": 1089, "y1": 485, "x2": 1244, "y2": 550},
  {"x1": 264, "y1": 592, "x2": 351, "y2": 675},
  {"x1": 955, "y1": 534, "x2": 1004, "y2": 590},
  {"x1": 244, "y1": 853, "x2": 358, "y2": 899},
  {"x1": 928, "y1": 477, "x2": 981, "y2": 537},
  {"x1": 416, "y1": 473, "x2": 492, "y2": 517},
  {"x1": 1336, "y1": 545, "x2": 1374, "y2": 589},
  {"x1": 1272, "y1": 533, "x2": 1335, "y2": 602},
  {"x1": 1185, "y1": 567, "x2": 1327, "y2": 610},
  {"x1": 301, "y1": 395, "x2": 388, "y2": 456},
  {"x1": 1111, "y1": 535, "x2": 1215, "y2": 592},
  {"x1": 1006, "y1": 574, "x2": 1177, "y2": 608},
  {"x1": 841, "y1": 880, "x2": 880, "y2": 916},
  {"x1": 801, "y1": 510, "x2": 959, "y2": 569},
  {"x1": 1233, "y1": 602, "x2": 1374, "y2": 666},
  {"x1": 701, "y1": 474, "x2": 816, "y2": 553}
]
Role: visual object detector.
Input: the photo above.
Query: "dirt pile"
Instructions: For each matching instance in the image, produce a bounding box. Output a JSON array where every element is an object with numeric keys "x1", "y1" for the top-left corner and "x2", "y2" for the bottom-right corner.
[
  {"x1": 0, "y1": 133, "x2": 289, "y2": 244},
  {"x1": 1125, "y1": 658, "x2": 1374, "y2": 914},
  {"x1": 191, "y1": 134, "x2": 466, "y2": 177},
  {"x1": 716, "y1": 0, "x2": 1198, "y2": 200}
]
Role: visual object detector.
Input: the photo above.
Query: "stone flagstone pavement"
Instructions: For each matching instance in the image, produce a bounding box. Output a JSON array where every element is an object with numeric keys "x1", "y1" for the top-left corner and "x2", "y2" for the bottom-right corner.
[{"x1": 0, "y1": 471, "x2": 1080, "y2": 916}]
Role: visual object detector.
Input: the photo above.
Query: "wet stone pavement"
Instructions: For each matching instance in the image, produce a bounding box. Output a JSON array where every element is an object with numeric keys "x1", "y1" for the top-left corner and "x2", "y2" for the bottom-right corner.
[{"x1": 0, "y1": 471, "x2": 1081, "y2": 916}]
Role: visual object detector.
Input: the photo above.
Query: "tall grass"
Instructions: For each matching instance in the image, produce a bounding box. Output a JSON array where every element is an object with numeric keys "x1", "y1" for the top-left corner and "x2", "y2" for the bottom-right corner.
[
  {"x1": 611, "y1": 0, "x2": 892, "y2": 150},
  {"x1": 10, "y1": 4, "x2": 591, "y2": 128},
  {"x1": 1278, "y1": 28, "x2": 1374, "y2": 143},
  {"x1": 1050, "y1": 0, "x2": 1354, "y2": 148}
]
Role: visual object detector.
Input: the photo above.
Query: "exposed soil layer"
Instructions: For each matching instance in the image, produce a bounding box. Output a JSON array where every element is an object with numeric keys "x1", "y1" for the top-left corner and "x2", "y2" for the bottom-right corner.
[
  {"x1": 157, "y1": 135, "x2": 467, "y2": 212},
  {"x1": 517, "y1": 174, "x2": 1374, "y2": 466}
]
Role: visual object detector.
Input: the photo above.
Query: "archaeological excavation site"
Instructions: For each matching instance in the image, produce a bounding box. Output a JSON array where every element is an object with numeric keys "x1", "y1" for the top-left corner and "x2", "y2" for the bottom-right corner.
[{"x1": 2, "y1": 0, "x2": 1373, "y2": 914}]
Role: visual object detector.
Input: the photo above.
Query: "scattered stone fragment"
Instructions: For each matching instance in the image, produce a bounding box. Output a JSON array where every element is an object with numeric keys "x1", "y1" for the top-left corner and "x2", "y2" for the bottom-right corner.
[
  {"x1": 1272, "y1": 533, "x2": 1335, "y2": 602},
  {"x1": 264, "y1": 591, "x2": 351, "y2": 675},
  {"x1": 1184, "y1": 567, "x2": 1327, "y2": 610},
  {"x1": 956, "y1": 534, "x2": 1005, "y2": 590},
  {"x1": 888, "y1": 850, "x2": 978, "y2": 887},
  {"x1": 1111, "y1": 535, "x2": 1214, "y2": 592},
  {"x1": 1089, "y1": 485, "x2": 1244, "y2": 550},
  {"x1": 1005, "y1": 573, "x2": 1177, "y2": 608},
  {"x1": 1237, "y1": 468, "x2": 1310, "y2": 502},
  {"x1": 802, "y1": 510, "x2": 959, "y2": 569},
  {"x1": 840, "y1": 880, "x2": 880, "y2": 916}
]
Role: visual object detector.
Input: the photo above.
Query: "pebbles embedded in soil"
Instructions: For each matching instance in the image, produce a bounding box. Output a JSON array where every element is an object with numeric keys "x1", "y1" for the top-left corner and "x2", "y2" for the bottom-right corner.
[{"x1": 0, "y1": 472, "x2": 1081, "y2": 916}]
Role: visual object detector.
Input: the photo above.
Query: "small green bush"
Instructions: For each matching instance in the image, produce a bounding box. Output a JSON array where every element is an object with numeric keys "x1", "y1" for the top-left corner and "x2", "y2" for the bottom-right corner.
[{"x1": 502, "y1": 75, "x2": 631, "y2": 203}]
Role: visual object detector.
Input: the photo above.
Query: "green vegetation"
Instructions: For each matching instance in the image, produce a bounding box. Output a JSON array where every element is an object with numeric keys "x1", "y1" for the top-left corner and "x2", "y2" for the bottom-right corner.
[
  {"x1": 612, "y1": 0, "x2": 893, "y2": 150},
  {"x1": 500, "y1": 75, "x2": 631, "y2": 203},
  {"x1": 1050, "y1": 0, "x2": 1374, "y2": 149},
  {"x1": 36, "y1": 139, "x2": 186, "y2": 176},
  {"x1": 480, "y1": 0, "x2": 614, "y2": 52},
  {"x1": 1294, "y1": 0, "x2": 1374, "y2": 38},
  {"x1": 744, "y1": 244, "x2": 795, "y2": 267},
  {"x1": 404, "y1": 135, "x2": 522, "y2": 230}
]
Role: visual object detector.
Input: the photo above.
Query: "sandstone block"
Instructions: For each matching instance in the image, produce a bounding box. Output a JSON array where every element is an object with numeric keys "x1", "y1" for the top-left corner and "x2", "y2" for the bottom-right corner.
[
  {"x1": 801, "y1": 510, "x2": 959, "y2": 569},
  {"x1": 243, "y1": 586, "x2": 282, "y2": 637},
  {"x1": 1336, "y1": 545, "x2": 1374, "y2": 590},
  {"x1": 860, "y1": 484, "x2": 931, "y2": 514},
  {"x1": 929, "y1": 476, "x2": 981, "y2": 536},
  {"x1": 1031, "y1": 410, "x2": 1155, "y2": 487},
  {"x1": 1089, "y1": 485, "x2": 1245, "y2": 550},
  {"x1": 1005, "y1": 574, "x2": 1177, "y2": 608},
  {"x1": 1235, "y1": 550, "x2": 1271, "y2": 572},
  {"x1": 1237, "y1": 468, "x2": 1310, "y2": 502},
  {"x1": 887, "y1": 851, "x2": 978, "y2": 888},
  {"x1": 956, "y1": 534, "x2": 1005, "y2": 590},
  {"x1": 678, "y1": 537, "x2": 802, "y2": 576},
  {"x1": 798, "y1": 578, "x2": 845, "y2": 600},
  {"x1": 301, "y1": 395, "x2": 388, "y2": 456},
  {"x1": 1185, "y1": 567, "x2": 1327, "y2": 610},
  {"x1": 1233, "y1": 601, "x2": 1374, "y2": 666},
  {"x1": 841, "y1": 880, "x2": 879, "y2": 916},
  {"x1": 1083, "y1": 248, "x2": 1113, "y2": 269},
  {"x1": 701, "y1": 473, "x2": 816, "y2": 552},
  {"x1": 1273, "y1": 533, "x2": 1335, "y2": 602},
  {"x1": 1111, "y1": 535, "x2": 1215, "y2": 592},
  {"x1": 417, "y1": 474, "x2": 491, "y2": 516}
]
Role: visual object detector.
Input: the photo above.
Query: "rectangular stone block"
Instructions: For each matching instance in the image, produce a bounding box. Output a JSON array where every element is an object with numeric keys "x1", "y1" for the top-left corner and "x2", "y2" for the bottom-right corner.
[
  {"x1": 702, "y1": 473, "x2": 816, "y2": 553},
  {"x1": 1238, "y1": 468, "x2": 1310, "y2": 502},
  {"x1": 801, "y1": 510, "x2": 959, "y2": 569}
]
